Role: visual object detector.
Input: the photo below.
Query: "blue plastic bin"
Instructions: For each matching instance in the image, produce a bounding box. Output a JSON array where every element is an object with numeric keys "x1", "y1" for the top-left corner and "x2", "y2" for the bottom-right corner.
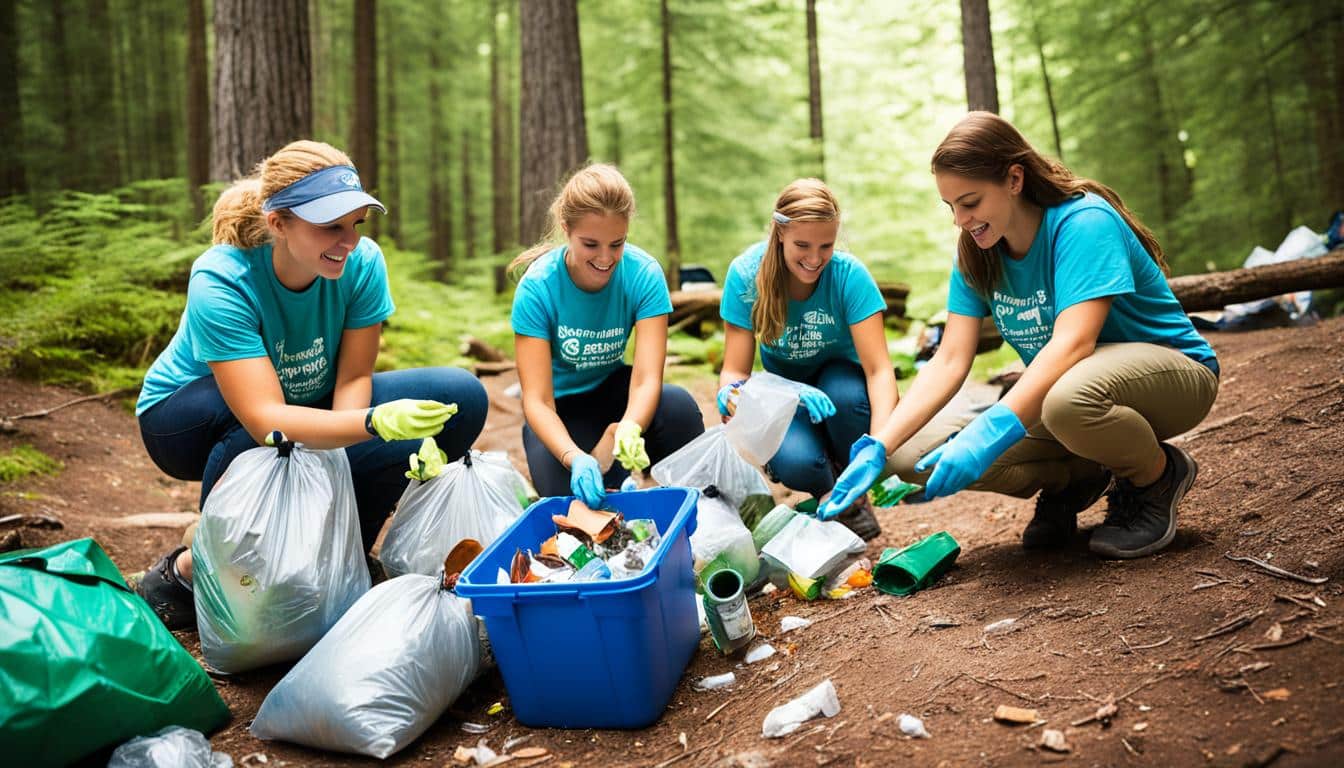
[{"x1": 456, "y1": 488, "x2": 700, "y2": 729}]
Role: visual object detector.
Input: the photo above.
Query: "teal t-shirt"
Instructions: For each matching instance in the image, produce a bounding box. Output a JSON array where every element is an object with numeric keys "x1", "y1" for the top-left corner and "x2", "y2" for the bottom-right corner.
[
  {"x1": 946, "y1": 193, "x2": 1217, "y2": 371},
  {"x1": 719, "y1": 241, "x2": 886, "y2": 381},
  {"x1": 136, "y1": 237, "x2": 396, "y2": 415},
  {"x1": 510, "y1": 244, "x2": 672, "y2": 397}
]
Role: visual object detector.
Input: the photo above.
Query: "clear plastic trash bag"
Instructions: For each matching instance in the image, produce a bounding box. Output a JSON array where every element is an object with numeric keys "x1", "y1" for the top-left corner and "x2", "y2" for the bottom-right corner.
[
  {"x1": 107, "y1": 726, "x2": 233, "y2": 768},
  {"x1": 724, "y1": 372, "x2": 800, "y2": 466},
  {"x1": 249, "y1": 572, "x2": 482, "y2": 759},
  {"x1": 380, "y1": 450, "x2": 527, "y2": 578},
  {"x1": 192, "y1": 440, "x2": 370, "y2": 673},
  {"x1": 689, "y1": 490, "x2": 760, "y2": 586},
  {"x1": 651, "y1": 426, "x2": 771, "y2": 513},
  {"x1": 760, "y1": 514, "x2": 866, "y2": 580}
]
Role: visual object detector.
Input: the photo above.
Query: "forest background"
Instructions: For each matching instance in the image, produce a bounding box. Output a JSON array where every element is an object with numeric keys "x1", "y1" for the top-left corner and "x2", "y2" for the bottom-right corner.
[{"x1": 1, "y1": 0, "x2": 1341, "y2": 394}]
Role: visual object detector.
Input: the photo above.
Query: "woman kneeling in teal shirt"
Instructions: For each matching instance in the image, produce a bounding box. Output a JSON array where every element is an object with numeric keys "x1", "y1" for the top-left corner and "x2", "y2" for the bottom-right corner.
[{"x1": 823, "y1": 112, "x2": 1219, "y2": 559}]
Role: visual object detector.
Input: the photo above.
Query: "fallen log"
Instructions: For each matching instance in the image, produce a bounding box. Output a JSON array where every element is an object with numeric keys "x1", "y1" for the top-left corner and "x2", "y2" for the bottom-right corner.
[
  {"x1": 473, "y1": 360, "x2": 517, "y2": 377},
  {"x1": 669, "y1": 287, "x2": 907, "y2": 328},
  {"x1": 1168, "y1": 249, "x2": 1344, "y2": 312},
  {"x1": 460, "y1": 335, "x2": 508, "y2": 363}
]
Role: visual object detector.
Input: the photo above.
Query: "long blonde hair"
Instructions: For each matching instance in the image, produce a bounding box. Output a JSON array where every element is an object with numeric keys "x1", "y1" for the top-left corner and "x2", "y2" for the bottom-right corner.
[
  {"x1": 931, "y1": 111, "x2": 1167, "y2": 296},
  {"x1": 211, "y1": 140, "x2": 355, "y2": 248},
  {"x1": 509, "y1": 164, "x2": 636, "y2": 278},
  {"x1": 752, "y1": 179, "x2": 841, "y2": 345}
]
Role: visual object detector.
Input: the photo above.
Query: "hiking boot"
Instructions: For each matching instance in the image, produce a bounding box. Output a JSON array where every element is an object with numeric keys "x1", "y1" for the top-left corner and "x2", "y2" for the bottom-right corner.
[
  {"x1": 834, "y1": 495, "x2": 882, "y2": 542},
  {"x1": 133, "y1": 546, "x2": 197, "y2": 631},
  {"x1": 1089, "y1": 443, "x2": 1196, "y2": 559},
  {"x1": 1022, "y1": 465, "x2": 1112, "y2": 551}
]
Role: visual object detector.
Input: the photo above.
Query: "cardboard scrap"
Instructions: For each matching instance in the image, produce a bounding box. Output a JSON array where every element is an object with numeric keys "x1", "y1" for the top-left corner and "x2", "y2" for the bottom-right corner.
[
  {"x1": 993, "y1": 705, "x2": 1040, "y2": 724},
  {"x1": 553, "y1": 500, "x2": 621, "y2": 543}
]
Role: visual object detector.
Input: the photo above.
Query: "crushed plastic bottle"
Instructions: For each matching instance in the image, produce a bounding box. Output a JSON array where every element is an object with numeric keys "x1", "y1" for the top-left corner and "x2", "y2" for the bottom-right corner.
[{"x1": 762, "y1": 679, "x2": 841, "y2": 738}]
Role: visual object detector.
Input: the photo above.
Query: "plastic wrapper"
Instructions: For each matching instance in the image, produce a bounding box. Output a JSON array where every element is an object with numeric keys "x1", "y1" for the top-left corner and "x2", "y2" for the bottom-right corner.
[
  {"x1": 689, "y1": 490, "x2": 759, "y2": 587},
  {"x1": 724, "y1": 372, "x2": 800, "y2": 466},
  {"x1": 651, "y1": 426, "x2": 771, "y2": 514},
  {"x1": 381, "y1": 450, "x2": 527, "y2": 578},
  {"x1": 762, "y1": 679, "x2": 841, "y2": 737},
  {"x1": 108, "y1": 726, "x2": 233, "y2": 768},
  {"x1": 760, "y1": 514, "x2": 865, "y2": 580},
  {"x1": 192, "y1": 441, "x2": 370, "y2": 673},
  {"x1": 250, "y1": 571, "x2": 482, "y2": 759}
]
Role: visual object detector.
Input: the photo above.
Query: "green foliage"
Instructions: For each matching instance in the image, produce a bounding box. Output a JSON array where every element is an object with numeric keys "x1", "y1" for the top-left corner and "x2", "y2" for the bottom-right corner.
[{"x1": 0, "y1": 445, "x2": 64, "y2": 484}]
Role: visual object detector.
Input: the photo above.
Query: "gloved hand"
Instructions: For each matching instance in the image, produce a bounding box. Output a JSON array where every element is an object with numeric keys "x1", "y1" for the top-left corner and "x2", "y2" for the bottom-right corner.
[
  {"x1": 368, "y1": 399, "x2": 458, "y2": 441},
  {"x1": 816, "y1": 434, "x2": 888, "y2": 519},
  {"x1": 795, "y1": 383, "x2": 836, "y2": 424},
  {"x1": 716, "y1": 380, "x2": 745, "y2": 418},
  {"x1": 914, "y1": 402, "x2": 1026, "y2": 500},
  {"x1": 405, "y1": 437, "x2": 448, "y2": 481},
  {"x1": 568, "y1": 452, "x2": 606, "y2": 508},
  {"x1": 613, "y1": 420, "x2": 650, "y2": 472}
]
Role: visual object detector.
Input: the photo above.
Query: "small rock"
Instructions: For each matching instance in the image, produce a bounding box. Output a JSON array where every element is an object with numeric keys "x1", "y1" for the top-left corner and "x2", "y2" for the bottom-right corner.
[
  {"x1": 1264, "y1": 622, "x2": 1283, "y2": 642},
  {"x1": 1263, "y1": 688, "x2": 1291, "y2": 701},
  {"x1": 983, "y1": 618, "x2": 1018, "y2": 635},
  {"x1": 1133, "y1": 722, "x2": 1149, "y2": 732},
  {"x1": 514, "y1": 747, "x2": 548, "y2": 759},
  {"x1": 898, "y1": 713, "x2": 931, "y2": 738},
  {"x1": 1041, "y1": 729, "x2": 1070, "y2": 753}
]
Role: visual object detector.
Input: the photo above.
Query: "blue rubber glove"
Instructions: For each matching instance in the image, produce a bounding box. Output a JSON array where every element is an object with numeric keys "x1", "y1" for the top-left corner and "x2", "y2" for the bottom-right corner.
[
  {"x1": 816, "y1": 434, "x2": 887, "y2": 520},
  {"x1": 716, "y1": 384, "x2": 735, "y2": 418},
  {"x1": 914, "y1": 402, "x2": 1026, "y2": 500},
  {"x1": 568, "y1": 453, "x2": 606, "y2": 508},
  {"x1": 795, "y1": 384, "x2": 836, "y2": 424}
]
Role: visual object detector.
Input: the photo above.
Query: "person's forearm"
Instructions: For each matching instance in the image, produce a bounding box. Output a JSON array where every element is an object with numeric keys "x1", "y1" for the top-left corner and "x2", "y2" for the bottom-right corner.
[
  {"x1": 865, "y1": 372, "x2": 899, "y2": 436},
  {"x1": 238, "y1": 404, "x2": 370, "y2": 449},
  {"x1": 871, "y1": 357, "x2": 968, "y2": 453},
  {"x1": 620, "y1": 378, "x2": 662, "y2": 429},
  {"x1": 999, "y1": 334, "x2": 1096, "y2": 427},
  {"x1": 719, "y1": 367, "x2": 751, "y2": 388},
  {"x1": 522, "y1": 398, "x2": 582, "y2": 467}
]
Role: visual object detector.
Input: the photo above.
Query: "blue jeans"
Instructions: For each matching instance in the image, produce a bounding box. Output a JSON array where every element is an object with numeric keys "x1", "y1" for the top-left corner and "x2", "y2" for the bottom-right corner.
[
  {"x1": 522, "y1": 365, "x2": 705, "y2": 497},
  {"x1": 138, "y1": 367, "x2": 488, "y2": 551},
  {"x1": 764, "y1": 360, "x2": 871, "y2": 497}
]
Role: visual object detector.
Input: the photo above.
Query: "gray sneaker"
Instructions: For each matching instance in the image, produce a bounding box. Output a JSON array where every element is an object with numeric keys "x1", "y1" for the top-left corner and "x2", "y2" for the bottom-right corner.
[
  {"x1": 1089, "y1": 444, "x2": 1196, "y2": 559},
  {"x1": 1022, "y1": 465, "x2": 1112, "y2": 550}
]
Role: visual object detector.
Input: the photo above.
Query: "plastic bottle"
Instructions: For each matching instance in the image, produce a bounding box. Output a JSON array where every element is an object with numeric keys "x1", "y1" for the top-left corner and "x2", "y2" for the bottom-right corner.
[
  {"x1": 555, "y1": 532, "x2": 612, "y2": 581},
  {"x1": 702, "y1": 567, "x2": 756, "y2": 654}
]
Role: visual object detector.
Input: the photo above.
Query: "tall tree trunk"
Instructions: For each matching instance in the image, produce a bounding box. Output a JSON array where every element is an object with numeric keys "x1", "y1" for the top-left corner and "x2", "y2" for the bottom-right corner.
[
  {"x1": 1304, "y1": 15, "x2": 1344, "y2": 212},
  {"x1": 87, "y1": 0, "x2": 121, "y2": 187},
  {"x1": 50, "y1": 0, "x2": 80, "y2": 188},
  {"x1": 504, "y1": 7, "x2": 517, "y2": 248},
  {"x1": 518, "y1": 0, "x2": 587, "y2": 244},
  {"x1": 0, "y1": 0, "x2": 25, "y2": 196},
  {"x1": 211, "y1": 0, "x2": 312, "y2": 181},
  {"x1": 462, "y1": 128, "x2": 476, "y2": 262},
  {"x1": 1249, "y1": 15, "x2": 1292, "y2": 232},
  {"x1": 428, "y1": 33, "x2": 448, "y2": 272},
  {"x1": 113, "y1": 0, "x2": 136, "y2": 182},
  {"x1": 958, "y1": 0, "x2": 998, "y2": 113},
  {"x1": 660, "y1": 0, "x2": 679, "y2": 286},
  {"x1": 152, "y1": 3, "x2": 179, "y2": 180},
  {"x1": 381, "y1": 2, "x2": 401, "y2": 244},
  {"x1": 490, "y1": 0, "x2": 511, "y2": 254},
  {"x1": 186, "y1": 0, "x2": 210, "y2": 219},
  {"x1": 352, "y1": 0, "x2": 378, "y2": 238},
  {"x1": 805, "y1": 0, "x2": 824, "y2": 178},
  {"x1": 1030, "y1": 13, "x2": 1062, "y2": 160}
]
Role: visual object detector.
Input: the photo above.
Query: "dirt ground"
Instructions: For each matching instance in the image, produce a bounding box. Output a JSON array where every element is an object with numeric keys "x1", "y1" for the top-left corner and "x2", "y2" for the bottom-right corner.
[{"x1": 3, "y1": 318, "x2": 1343, "y2": 767}]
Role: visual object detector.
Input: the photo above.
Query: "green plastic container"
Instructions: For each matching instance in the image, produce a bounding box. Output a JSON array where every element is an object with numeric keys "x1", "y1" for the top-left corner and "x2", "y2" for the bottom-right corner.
[
  {"x1": 751, "y1": 504, "x2": 798, "y2": 551},
  {"x1": 872, "y1": 531, "x2": 961, "y2": 596},
  {"x1": 0, "y1": 539, "x2": 230, "y2": 766}
]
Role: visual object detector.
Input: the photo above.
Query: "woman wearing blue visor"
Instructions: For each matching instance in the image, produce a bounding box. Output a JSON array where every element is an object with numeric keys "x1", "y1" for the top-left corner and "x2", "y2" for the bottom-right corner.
[{"x1": 132, "y1": 140, "x2": 487, "y2": 629}]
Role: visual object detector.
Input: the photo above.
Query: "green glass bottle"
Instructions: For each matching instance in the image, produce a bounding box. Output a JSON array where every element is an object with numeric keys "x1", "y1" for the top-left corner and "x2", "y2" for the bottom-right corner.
[{"x1": 702, "y1": 567, "x2": 756, "y2": 654}]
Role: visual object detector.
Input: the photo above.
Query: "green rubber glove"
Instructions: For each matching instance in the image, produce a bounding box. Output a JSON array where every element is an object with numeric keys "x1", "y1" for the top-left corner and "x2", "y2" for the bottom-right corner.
[
  {"x1": 613, "y1": 420, "x2": 650, "y2": 472},
  {"x1": 368, "y1": 399, "x2": 457, "y2": 442},
  {"x1": 405, "y1": 437, "x2": 448, "y2": 481}
]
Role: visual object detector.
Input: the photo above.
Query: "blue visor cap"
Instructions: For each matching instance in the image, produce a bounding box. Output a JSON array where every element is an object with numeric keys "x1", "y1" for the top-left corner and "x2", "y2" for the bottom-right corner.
[{"x1": 261, "y1": 165, "x2": 386, "y2": 224}]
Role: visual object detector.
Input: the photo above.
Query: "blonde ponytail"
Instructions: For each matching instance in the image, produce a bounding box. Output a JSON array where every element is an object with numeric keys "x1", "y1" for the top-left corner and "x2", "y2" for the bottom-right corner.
[
  {"x1": 210, "y1": 140, "x2": 355, "y2": 248},
  {"x1": 752, "y1": 179, "x2": 841, "y2": 346}
]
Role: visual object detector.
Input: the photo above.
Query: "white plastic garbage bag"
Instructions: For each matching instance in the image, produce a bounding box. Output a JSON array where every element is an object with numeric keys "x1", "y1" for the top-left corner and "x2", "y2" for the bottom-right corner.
[
  {"x1": 725, "y1": 373, "x2": 800, "y2": 466},
  {"x1": 250, "y1": 571, "x2": 482, "y2": 759},
  {"x1": 651, "y1": 426, "x2": 771, "y2": 512},
  {"x1": 762, "y1": 679, "x2": 841, "y2": 737},
  {"x1": 107, "y1": 725, "x2": 233, "y2": 768},
  {"x1": 193, "y1": 441, "x2": 370, "y2": 673},
  {"x1": 761, "y1": 514, "x2": 865, "y2": 580},
  {"x1": 689, "y1": 491, "x2": 760, "y2": 584},
  {"x1": 380, "y1": 450, "x2": 527, "y2": 578}
]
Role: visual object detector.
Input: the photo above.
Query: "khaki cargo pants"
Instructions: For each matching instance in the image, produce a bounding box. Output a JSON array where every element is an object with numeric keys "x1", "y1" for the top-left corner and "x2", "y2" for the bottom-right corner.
[{"x1": 890, "y1": 343, "x2": 1220, "y2": 496}]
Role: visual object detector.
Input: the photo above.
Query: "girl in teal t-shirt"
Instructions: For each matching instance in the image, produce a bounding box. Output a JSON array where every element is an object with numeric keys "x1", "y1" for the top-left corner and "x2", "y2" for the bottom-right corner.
[
  {"x1": 824, "y1": 113, "x2": 1219, "y2": 560},
  {"x1": 717, "y1": 179, "x2": 898, "y2": 540},
  {"x1": 132, "y1": 140, "x2": 487, "y2": 630},
  {"x1": 510, "y1": 164, "x2": 704, "y2": 506}
]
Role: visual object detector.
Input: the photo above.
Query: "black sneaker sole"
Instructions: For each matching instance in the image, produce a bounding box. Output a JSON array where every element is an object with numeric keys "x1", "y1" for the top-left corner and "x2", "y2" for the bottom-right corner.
[
  {"x1": 1022, "y1": 469, "x2": 1111, "y2": 551},
  {"x1": 1089, "y1": 446, "x2": 1196, "y2": 559}
]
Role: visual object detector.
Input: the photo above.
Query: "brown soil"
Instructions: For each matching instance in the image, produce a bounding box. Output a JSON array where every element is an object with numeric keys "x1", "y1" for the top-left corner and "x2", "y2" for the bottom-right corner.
[{"x1": 3, "y1": 319, "x2": 1343, "y2": 767}]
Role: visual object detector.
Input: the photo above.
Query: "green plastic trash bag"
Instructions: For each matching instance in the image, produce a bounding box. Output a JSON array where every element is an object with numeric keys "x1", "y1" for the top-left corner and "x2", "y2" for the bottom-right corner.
[
  {"x1": 0, "y1": 538, "x2": 229, "y2": 767},
  {"x1": 872, "y1": 531, "x2": 960, "y2": 596}
]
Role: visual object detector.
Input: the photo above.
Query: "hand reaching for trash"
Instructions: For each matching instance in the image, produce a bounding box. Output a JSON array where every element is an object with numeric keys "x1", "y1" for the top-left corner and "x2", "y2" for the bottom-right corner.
[
  {"x1": 568, "y1": 453, "x2": 606, "y2": 509},
  {"x1": 367, "y1": 399, "x2": 457, "y2": 441},
  {"x1": 817, "y1": 434, "x2": 887, "y2": 519},
  {"x1": 915, "y1": 403, "x2": 1026, "y2": 499},
  {"x1": 613, "y1": 420, "x2": 650, "y2": 472},
  {"x1": 794, "y1": 384, "x2": 836, "y2": 424}
]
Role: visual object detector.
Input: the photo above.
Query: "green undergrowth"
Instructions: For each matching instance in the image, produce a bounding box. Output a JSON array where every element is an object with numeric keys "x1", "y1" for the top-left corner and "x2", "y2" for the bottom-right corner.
[{"x1": 0, "y1": 445, "x2": 64, "y2": 483}]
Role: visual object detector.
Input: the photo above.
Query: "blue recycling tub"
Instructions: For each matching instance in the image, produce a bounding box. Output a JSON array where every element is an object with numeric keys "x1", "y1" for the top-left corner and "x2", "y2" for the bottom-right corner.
[{"x1": 456, "y1": 488, "x2": 700, "y2": 729}]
